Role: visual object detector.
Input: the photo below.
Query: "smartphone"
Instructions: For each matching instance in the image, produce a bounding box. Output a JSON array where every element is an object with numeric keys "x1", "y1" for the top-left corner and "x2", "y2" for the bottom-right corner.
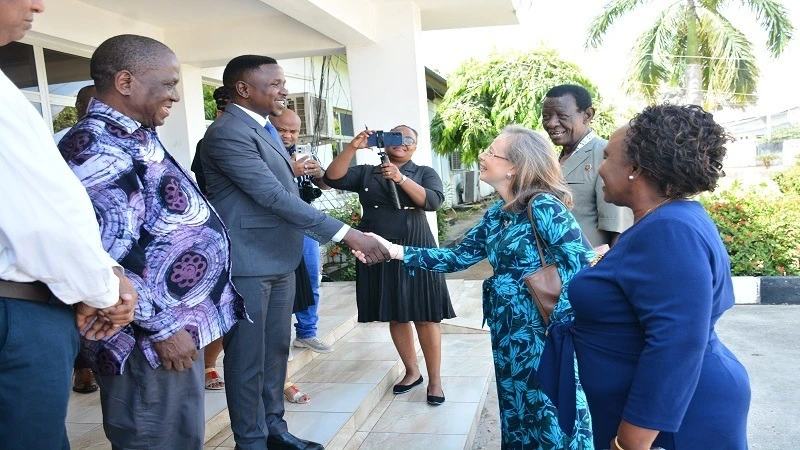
[
  {"x1": 295, "y1": 144, "x2": 312, "y2": 160},
  {"x1": 367, "y1": 131, "x2": 404, "y2": 148}
]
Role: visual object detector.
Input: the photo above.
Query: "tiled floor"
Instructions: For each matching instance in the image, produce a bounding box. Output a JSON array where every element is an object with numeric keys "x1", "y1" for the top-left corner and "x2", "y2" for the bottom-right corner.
[{"x1": 66, "y1": 279, "x2": 493, "y2": 450}]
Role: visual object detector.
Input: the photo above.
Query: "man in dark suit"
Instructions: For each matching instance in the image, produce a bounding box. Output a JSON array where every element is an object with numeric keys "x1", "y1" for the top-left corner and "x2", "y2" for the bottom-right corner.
[{"x1": 200, "y1": 54, "x2": 387, "y2": 450}]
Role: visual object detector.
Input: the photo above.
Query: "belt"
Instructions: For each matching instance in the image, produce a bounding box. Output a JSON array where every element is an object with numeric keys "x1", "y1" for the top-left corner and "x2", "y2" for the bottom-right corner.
[{"x1": 0, "y1": 280, "x2": 53, "y2": 303}]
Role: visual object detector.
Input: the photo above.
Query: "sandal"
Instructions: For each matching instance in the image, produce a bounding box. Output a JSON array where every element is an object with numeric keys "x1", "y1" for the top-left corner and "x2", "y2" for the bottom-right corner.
[
  {"x1": 283, "y1": 382, "x2": 311, "y2": 404},
  {"x1": 205, "y1": 368, "x2": 225, "y2": 390}
]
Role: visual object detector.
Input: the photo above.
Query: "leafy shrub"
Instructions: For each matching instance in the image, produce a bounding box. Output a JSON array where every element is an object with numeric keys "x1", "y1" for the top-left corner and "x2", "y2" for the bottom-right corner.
[
  {"x1": 436, "y1": 207, "x2": 453, "y2": 243},
  {"x1": 701, "y1": 183, "x2": 800, "y2": 276},
  {"x1": 773, "y1": 163, "x2": 800, "y2": 195},
  {"x1": 322, "y1": 195, "x2": 361, "y2": 281}
]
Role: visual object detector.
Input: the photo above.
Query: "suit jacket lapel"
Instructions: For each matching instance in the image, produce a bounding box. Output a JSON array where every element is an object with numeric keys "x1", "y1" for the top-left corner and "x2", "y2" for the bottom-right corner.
[
  {"x1": 561, "y1": 140, "x2": 593, "y2": 177},
  {"x1": 226, "y1": 105, "x2": 293, "y2": 169}
]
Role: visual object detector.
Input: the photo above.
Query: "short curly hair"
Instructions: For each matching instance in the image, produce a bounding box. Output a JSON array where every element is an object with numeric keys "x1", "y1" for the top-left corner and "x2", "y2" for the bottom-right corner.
[{"x1": 626, "y1": 104, "x2": 731, "y2": 198}]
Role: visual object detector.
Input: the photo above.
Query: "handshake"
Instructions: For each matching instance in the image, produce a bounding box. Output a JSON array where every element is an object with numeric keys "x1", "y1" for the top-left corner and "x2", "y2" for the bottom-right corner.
[{"x1": 345, "y1": 231, "x2": 403, "y2": 264}]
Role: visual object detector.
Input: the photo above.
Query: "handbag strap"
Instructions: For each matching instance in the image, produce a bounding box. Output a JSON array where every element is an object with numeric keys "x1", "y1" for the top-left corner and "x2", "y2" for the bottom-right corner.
[{"x1": 527, "y1": 193, "x2": 555, "y2": 264}]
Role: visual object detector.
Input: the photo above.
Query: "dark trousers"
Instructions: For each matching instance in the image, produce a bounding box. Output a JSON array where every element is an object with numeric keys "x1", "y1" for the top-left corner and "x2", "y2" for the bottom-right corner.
[
  {"x1": 224, "y1": 273, "x2": 295, "y2": 450},
  {"x1": 0, "y1": 296, "x2": 79, "y2": 450},
  {"x1": 95, "y1": 345, "x2": 206, "y2": 450}
]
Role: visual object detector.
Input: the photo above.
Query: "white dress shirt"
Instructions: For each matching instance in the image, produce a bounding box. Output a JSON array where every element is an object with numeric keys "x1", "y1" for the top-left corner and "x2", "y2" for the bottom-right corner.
[
  {"x1": 230, "y1": 103, "x2": 349, "y2": 241},
  {"x1": 0, "y1": 68, "x2": 119, "y2": 308}
]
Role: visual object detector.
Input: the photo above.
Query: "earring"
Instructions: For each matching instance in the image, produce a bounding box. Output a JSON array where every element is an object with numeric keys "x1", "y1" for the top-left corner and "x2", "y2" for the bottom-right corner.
[
  {"x1": 628, "y1": 175, "x2": 634, "y2": 180},
  {"x1": 505, "y1": 173, "x2": 513, "y2": 180}
]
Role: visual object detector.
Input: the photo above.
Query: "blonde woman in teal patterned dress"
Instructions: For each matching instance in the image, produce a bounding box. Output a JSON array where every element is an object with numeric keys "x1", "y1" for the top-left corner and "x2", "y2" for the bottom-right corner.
[{"x1": 356, "y1": 126, "x2": 595, "y2": 449}]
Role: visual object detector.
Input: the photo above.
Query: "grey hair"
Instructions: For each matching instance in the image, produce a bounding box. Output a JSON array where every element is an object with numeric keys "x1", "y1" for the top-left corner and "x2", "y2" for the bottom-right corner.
[
  {"x1": 500, "y1": 125, "x2": 573, "y2": 214},
  {"x1": 90, "y1": 34, "x2": 174, "y2": 94}
]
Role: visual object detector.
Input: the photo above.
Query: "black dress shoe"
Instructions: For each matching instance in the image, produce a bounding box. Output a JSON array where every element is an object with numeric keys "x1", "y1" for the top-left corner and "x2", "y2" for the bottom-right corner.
[
  {"x1": 266, "y1": 431, "x2": 324, "y2": 450},
  {"x1": 393, "y1": 375, "x2": 424, "y2": 394},
  {"x1": 427, "y1": 390, "x2": 445, "y2": 406}
]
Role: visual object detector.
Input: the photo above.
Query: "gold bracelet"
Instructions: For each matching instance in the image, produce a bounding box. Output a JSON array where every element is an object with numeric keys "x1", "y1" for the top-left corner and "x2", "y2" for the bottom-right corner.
[{"x1": 613, "y1": 436, "x2": 625, "y2": 450}]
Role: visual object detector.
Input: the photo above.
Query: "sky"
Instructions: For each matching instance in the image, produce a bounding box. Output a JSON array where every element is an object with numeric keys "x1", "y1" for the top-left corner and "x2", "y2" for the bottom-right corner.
[{"x1": 420, "y1": 0, "x2": 800, "y2": 123}]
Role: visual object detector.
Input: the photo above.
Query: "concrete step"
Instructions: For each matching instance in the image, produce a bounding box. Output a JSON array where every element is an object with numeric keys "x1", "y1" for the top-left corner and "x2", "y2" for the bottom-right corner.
[{"x1": 335, "y1": 333, "x2": 494, "y2": 450}]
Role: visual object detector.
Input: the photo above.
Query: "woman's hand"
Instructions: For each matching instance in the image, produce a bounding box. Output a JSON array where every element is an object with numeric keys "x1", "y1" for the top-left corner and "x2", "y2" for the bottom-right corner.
[
  {"x1": 364, "y1": 232, "x2": 391, "y2": 250},
  {"x1": 352, "y1": 232, "x2": 404, "y2": 262},
  {"x1": 380, "y1": 161, "x2": 403, "y2": 183},
  {"x1": 347, "y1": 129, "x2": 373, "y2": 151}
]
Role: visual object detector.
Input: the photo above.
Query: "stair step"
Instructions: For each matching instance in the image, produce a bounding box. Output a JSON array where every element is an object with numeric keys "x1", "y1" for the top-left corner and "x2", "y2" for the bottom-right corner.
[{"x1": 335, "y1": 333, "x2": 494, "y2": 450}]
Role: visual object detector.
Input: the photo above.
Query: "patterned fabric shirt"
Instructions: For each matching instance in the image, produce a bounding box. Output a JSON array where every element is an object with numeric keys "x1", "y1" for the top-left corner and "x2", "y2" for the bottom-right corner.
[{"x1": 58, "y1": 99, "x2": 247, "y2": 375}]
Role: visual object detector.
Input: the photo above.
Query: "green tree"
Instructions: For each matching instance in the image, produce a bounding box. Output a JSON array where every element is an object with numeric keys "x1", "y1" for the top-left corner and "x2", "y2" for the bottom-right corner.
[
  {"x1": 586, "y1": 0, "x2": 793, "y2": 109},
  {"x1": 202, "y1": 84, "x2": 218, "y2": 121},
  {"x1": 52, "y1": 106, "x2": 78, "y2": 132},
  {"x1": 760, "y1": 124, "x2": 800, "y2": 143},
  {"x1": 430, "y1": 49, "x2": 617, "y2": 164}
]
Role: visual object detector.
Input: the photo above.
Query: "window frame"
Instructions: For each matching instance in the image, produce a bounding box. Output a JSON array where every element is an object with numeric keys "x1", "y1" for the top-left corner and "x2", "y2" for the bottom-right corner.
[{"x1": 11, "y1": 34, "x2": 94, "y2": 133}]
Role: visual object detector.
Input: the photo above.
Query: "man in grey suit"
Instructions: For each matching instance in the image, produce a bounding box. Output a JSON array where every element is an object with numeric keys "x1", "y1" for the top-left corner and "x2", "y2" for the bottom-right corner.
[
  {"x1": 542, "y1": 84, "x2": 633, "y2": 247},
  {"x1": 200, "y1": 55, "x2": 388, "y2": 450}
]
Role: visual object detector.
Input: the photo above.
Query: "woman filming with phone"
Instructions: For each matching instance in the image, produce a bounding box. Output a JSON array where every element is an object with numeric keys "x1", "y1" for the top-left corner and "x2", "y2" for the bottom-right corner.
[{"x1": 324, "y1": 125, "x2": 454, "y2": 405}]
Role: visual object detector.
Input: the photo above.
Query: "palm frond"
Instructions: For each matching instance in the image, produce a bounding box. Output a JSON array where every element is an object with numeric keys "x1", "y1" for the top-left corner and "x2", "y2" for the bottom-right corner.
[
  {"x1": 699, "y1": 9, "x2": 759, "y2": 107},
  {"x1": 625, "y1": 5, "x2": 683, "y2": 102},
  {"x1": 586, "y1": 0, "x2": 651, "y2": 49},
  {"x1": 736, "y1": 0, "x2": 794, "y2": 57}
]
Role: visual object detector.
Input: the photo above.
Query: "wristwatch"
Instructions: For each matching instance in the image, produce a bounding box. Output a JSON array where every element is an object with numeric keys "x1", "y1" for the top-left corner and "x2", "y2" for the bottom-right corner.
[{"x1": 397, "y1": 175, "x2": 408, "y2": 185}]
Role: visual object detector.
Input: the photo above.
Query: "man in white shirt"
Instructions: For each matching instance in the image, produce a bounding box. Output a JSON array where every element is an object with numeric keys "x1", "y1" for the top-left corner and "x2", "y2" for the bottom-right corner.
[{"x1": 0, "y1": 1, "x2": 136, "y2": 448}]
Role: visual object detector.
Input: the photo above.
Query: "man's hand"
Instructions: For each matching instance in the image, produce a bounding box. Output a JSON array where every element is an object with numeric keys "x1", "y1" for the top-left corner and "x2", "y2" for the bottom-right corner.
[
  {"x1": 291, "y1": 154, "x2": 310, "y2": 177},
  {"x1": 353, "y1": 232, "x2": 402, "y2": 263},
  {"x1": 364, "y1": 232, "x2": 392, "y2": 251},
  {"x1": 96, "y1": 268, "x2": 138, "y2": 328},
  {"x1": 75, "y1": 303, "x2": 120, "y2": 340},
  {"x1": 152, "y1": 329, "x2": 198, "y2": 371},
  {"x1": 342, "y1": 229, "x2": 390, "y2": 264}
]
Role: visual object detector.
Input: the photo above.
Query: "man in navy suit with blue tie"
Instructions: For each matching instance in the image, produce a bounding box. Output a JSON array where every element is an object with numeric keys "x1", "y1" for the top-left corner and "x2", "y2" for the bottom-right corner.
[{"x1": 200, "y1": 55, "x2": 388, "y2": 450}]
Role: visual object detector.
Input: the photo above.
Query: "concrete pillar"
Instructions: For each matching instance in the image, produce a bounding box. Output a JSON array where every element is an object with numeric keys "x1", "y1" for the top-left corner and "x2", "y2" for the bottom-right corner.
[
  {"x1": 158, "y1": 64, "x2": 206, "y2": 169},
  {"x1": 345, "y1": 1, "x2": 439, "y2": 241}
]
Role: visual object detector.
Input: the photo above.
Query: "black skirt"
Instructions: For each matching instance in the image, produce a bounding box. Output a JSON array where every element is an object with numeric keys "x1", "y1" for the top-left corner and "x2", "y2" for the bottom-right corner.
[
  {"x1": 293, "y1": 256, "x2": 315, "y2": 313},
  {"x1": 355, "y1": 212, "x2": 455, "y2": 323}
]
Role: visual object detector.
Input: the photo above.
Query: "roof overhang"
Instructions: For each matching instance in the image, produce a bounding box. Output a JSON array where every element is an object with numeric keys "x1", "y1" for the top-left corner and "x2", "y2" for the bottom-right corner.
[{"x1": 61, "y1": 0, "x2": 518, "y2": 67}]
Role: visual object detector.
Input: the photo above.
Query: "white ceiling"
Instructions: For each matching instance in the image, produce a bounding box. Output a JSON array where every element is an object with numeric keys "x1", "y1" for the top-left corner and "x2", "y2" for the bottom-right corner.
[
  {"x1": 72, "y1": 0, "x2": 518, "y2": 67},
  {"x1": 78, "y1": 0, "x2": 283, "y2": 28}
]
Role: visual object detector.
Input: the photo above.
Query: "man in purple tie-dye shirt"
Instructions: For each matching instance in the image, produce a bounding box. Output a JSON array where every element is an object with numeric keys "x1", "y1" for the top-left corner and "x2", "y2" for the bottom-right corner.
[{"x1": 58, "y1": 34, "x2": 246, "y2": 449}]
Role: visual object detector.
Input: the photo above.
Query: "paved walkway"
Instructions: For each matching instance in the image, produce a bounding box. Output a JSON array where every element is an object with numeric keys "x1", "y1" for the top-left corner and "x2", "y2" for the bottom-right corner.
[{"x1": 64, "y1": 200, "x2": 800, "y2": 448}]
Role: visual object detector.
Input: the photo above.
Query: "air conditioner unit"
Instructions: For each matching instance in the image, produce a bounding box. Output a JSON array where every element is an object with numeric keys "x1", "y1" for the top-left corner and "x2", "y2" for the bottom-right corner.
[{"x1": 286, "y1": 93, "x2": 329, "y2": 139}]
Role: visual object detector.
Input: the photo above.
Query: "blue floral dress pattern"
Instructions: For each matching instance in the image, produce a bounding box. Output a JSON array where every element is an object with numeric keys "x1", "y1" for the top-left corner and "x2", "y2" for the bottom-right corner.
[{"x1": 404, "y1": 195, "x2": 595, "y2": 449}]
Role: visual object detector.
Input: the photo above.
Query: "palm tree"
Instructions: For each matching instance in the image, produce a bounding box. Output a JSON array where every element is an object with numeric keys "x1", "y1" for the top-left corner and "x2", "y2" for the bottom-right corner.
[{"x1": 586, "y1": 0, "x2": 794, "y2": 109}]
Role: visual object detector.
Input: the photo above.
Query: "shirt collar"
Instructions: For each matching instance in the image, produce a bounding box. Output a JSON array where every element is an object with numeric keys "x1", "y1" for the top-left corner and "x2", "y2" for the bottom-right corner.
[
  {"x1": 574, "y1": 130, "x2": 597, "y2": 153},
  {"x1": 231, "y1": 103, "x2": 268, "y2": 127},
  {"x1": 87, "y1": 98, "x2": 143, "y2": 134}
]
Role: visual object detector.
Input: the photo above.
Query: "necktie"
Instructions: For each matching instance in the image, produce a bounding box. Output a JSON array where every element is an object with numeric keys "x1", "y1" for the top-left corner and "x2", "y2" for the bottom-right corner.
[{"x1": 264, "y1": 120, "x2": 284, "y2": 150}]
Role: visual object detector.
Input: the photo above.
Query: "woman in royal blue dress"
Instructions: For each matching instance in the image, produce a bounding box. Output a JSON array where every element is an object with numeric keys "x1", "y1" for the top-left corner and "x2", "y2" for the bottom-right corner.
[
  {"x1": 357, "y1": 126, "x2": 596, "y2": 449},
  {"x1": 538, "y1": 104, "x2": 751, "y2": 450}
]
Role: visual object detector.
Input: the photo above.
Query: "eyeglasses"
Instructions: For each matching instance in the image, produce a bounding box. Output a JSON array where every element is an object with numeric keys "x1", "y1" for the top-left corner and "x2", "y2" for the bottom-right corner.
[
  {"x1": 483, "y1": 148, "x2": 509, "y2": 160},
  {"x1": 402, "y1": 136, "x2": 416, "y2": 146}
]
